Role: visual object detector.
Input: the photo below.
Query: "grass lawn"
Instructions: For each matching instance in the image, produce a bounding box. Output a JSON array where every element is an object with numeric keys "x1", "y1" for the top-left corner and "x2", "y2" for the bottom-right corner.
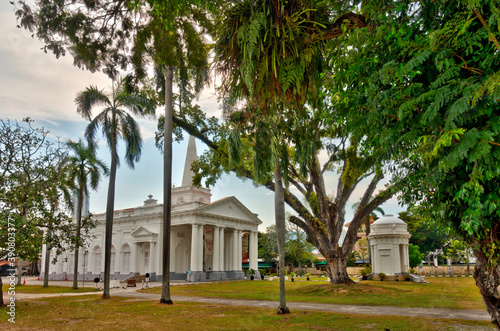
[
  {"x1": 142, "y1": 277, "x2": 484, "y2": 310},
  {"x1": 2, "y1": 284, "x2": 99, "y2": 294},
  {"x1": 0, "y1": 295, "x2": 495, "y2": 330}
]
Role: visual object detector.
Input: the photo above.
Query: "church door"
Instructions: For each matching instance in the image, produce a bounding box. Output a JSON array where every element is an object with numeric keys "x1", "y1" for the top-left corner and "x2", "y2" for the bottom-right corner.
[{"x1": 175, "y1": 243, "x2": 187, "y2": 273}]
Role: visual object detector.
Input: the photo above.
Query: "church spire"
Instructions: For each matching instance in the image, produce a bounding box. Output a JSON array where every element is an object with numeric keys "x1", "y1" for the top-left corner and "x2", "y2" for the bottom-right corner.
[{"x1": 182, "y1": 135, "x2": 197, "y2": 187}]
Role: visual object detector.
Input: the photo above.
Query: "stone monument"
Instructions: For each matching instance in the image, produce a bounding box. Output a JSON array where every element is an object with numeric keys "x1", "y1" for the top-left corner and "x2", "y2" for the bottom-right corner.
[{"x1": 367, "y1": 214, "x2": 411, "y2": 276}]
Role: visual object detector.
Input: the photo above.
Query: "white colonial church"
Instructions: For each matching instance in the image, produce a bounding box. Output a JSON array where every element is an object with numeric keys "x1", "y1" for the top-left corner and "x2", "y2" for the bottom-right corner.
[{"x1": 42, "y1": 136, "x2": 262, "y2": 282}]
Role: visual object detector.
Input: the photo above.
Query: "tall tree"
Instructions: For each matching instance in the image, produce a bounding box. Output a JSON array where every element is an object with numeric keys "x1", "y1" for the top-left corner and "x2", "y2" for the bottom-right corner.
[
  {"x1": 75, "y1": 78, "x2": 154, "y2": 297},
  {"x1": 14, "y1": 0, "x2": 215, "y2": 303},
  {"x1": 66, "y1": 139, "x2": 109, "y2": 289},
  {"x1": 326, "y1": 1, "x2": 500, "y2": 326},
  {"x1": 131, "y1": 3, "x2": 213, "y2": 304},
  {"x1": 40, "y1": 145, "x2": 74, "y2": 288},
  {"x1": 0, "y1": 119, "x2": 75, "y2": 289}
]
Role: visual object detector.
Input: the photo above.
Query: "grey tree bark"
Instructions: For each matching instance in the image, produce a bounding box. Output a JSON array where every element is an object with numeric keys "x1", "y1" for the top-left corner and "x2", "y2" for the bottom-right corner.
[
  {"x1": 72, "y1": 188, "x2": 84, "y2": 289},
  {"x1": 274, "y1": 161, "x2": 290, "y2": 314},
  {"x1": 160, "y1": 65, "x2": 174, "y2": 304},
  {"x1": 43, "y1": 223, "x2": 53, "y2": 287},
  {"x1": 102, "y1": 121, "x2": 117, "y2": 298}
]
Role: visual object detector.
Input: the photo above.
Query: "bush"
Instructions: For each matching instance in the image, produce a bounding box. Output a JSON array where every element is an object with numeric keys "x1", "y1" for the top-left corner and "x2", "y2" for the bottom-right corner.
[
  {"x1": 378, "y1": 273, "x2": 386, "y2": 281},
  {"x1": 409, "y1": 244, "x2": 424, "y2": 268},
  {"x1": 360, "y1": 265, "x2": 372, "y2": 277}
]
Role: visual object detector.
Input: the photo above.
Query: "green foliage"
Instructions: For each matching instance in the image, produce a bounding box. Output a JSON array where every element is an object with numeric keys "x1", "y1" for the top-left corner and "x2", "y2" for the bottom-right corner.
[
  {"x1": 399, "y1": 210, "x2": 447, "y2": 255},
  {"x1": 408, "y1": 244, "x2": 424, "y2": 268},
  {"x1": 258, "y1": 226, "x2": 278, "y2": 264},
  {"x1": 76, "y1": 77, "x2": 155, "y2": 169},
  {"x1": 0, "y1": 119, "x2": 83, "y2": 262},
  {"x1": 285, "y1": 221, "x2": 316, "y2": 268},
  {"x1": 327, "y1": 1, "x2": 500, "y2": 273},
  {"x1": 215, "y1": 0, "x2": 333, "y2": 110},
  {"x1": 360, "y1": 265, "x2": 372, "y2": 277},
  {"x1": 347, "y1": 252, "x2": 359, "y2": 267},
  {"x1": 443, "y1": 239, "x2": 471, "y2": 264}
]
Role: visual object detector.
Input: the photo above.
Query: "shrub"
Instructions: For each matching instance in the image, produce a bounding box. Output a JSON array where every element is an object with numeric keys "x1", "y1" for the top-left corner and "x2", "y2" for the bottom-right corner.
[{"x1": 378, "y1": 273, "x2": 386, "y2": 281}]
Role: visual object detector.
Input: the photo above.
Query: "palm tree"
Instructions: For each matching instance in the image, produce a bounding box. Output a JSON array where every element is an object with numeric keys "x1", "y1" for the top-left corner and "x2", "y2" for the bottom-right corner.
[
  {"x1": 131, "y1": 6, "x2": 212, "y2": 304},
  {"x1": 41, "y1": 149, "x2": 73, "y2": 288},
  {"x1": 66, "y1": 139, "x2": 109, "y2": 290},
  {"x1": 75, "y1": 77, "x2": 154, "y2": 297},
  {"x1": 352, "y1": 198, "x2": 385, "y2": 265}
]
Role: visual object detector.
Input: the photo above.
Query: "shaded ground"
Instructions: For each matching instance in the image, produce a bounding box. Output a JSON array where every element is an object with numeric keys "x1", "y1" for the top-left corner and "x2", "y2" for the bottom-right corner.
[{"x1": 4, "y1": 277, "x2": 490, "y2": 322}]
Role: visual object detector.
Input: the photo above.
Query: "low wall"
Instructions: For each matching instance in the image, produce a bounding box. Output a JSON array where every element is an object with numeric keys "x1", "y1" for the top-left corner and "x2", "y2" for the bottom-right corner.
[{"x1": 291, "y1": 265, "x2": 474, "y2": 276}]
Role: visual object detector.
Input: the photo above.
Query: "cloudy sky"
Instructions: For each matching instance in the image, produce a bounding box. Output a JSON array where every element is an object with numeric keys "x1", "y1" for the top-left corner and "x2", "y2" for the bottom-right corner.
[{"x1": 0, "y1": 2, "x2": 405, "y2": 230}]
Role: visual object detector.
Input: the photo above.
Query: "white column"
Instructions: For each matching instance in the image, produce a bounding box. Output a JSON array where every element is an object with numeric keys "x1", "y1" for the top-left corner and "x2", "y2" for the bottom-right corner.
[
  {"x1": 219, "y1": 227, "x2": 225, "y2": 271},
  {"x1": 238, "y1": 230, "x2": 243, "y2": 271},
  {"x1": 149, "y1": 241, "x2": 155, "y2": 274},
  {"x1": 198, "y1": 225, "x2": 204, "y2": 272},
  {"x1": 405, "y1": 244, "x2": 410, "y2": 272},
  {"x1": 131, "y1": 243, "x2": 138, "y2": 273},
  {"x1": 393, "y1": 244, "x2": 401, "y2": 274},
  {"x1": 213, "y1": 226, "x2": 220, "y2": 271},
  {"x1": 232, "y1": 230, "x2": 239, "y2": 271},
  {"x1": 190, "y1": 224, "x2": 199, "y2": 272},
  {"x1": 249, "y1": 232, "x2": 258, "y2": 271}
]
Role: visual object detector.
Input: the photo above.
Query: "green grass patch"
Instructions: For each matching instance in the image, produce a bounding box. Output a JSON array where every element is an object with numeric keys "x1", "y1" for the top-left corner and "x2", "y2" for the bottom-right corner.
[
  {"x1": 142, "y1": 277, "x2": 484, "y2": 310},
  {"x1": 2, "y1": 284, "x2": 99, "y2": 294},
  {"x1": 0, "y1": 294, "x2": 494, "y2": 330}
]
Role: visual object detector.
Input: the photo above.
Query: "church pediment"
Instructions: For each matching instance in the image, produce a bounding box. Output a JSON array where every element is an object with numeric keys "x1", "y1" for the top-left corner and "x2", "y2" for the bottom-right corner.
[
  {"x1": 196, "y1": 197, "x2": 262, "y2": 225},
  {"x1": 131, "y1": 226, "x2": 158, "y2": 242}
]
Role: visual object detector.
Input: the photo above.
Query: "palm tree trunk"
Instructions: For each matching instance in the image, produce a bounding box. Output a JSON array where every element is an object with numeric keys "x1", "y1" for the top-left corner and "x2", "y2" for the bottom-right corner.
[
  {"x1": 73, "y1": 188, "x2": 84, "y2": 289},
  {"x1": 103, "y1": 135, "x2": 118, "y2": 298},
  {"x1": 274, "y1": 161, "x2": 290, "y2": 314},
  {"x1": 160, "y1": 65, "x2": 174, "y2": 304},
  {"x1": 43, "y1": 223, "x2": 53, "y2": 287}
]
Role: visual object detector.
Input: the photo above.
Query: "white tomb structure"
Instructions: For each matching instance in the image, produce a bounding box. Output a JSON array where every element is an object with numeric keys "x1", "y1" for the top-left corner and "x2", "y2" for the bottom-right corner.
[
  {"x1": 42, "y1": 135, "x2": 262, "y2": 282},
  {"x1": 367, "y1": 214, "x2": 411, "y2": 275}
]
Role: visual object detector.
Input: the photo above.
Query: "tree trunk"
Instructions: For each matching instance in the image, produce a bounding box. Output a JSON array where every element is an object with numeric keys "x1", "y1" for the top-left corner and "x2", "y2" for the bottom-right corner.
[
  {"x1": 473, "y1": 256, "x2": 500, "y2": 328},
  {"x1": 73, "y1": 187, "x2": 84, "y2": 289},
  {"x1": 17, "y1": 258, "x2": 23, "y2": 285},
  {"x1": 0, "y1": 276, "x2": 4, "y2": 306},
  {"x1": 366, "y1": 217, "x2": 372, "y2": 266},
  {"x1": 103, "y1": 134, "x2": 118, "y2": 298},
  {"x1": 160, "y1": 65, "x2": 174, "y2": 305},
  {"x1": 274, "y1": 161, "x2": 290, "y2": 314},
  {"x1": 326, "y1": 253, "x2": 355, "y2": 285},
  {"x1": 43, "y1": 222, "x2": 53, "y2": 287}
]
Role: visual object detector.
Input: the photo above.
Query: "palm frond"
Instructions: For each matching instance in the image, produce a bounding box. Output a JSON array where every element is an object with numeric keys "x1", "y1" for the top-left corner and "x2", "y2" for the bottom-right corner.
[
  {"x1": 120, "y1": 113, "x2": 143, "y2": 169},
  {"x1": 75, "y1": 86, "x2": 111, "y2": 120},
  {"x1": 117, "y1": 94, "x2": 156, "y2": 117}
]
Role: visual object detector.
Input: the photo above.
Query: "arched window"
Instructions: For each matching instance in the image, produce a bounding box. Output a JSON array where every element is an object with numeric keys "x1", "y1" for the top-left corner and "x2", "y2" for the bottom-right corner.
[
  {"x1": 93, "y1": 246, "x2": 102, "y2": 273},
  {"x1": 110, "y1": 246, "x2": 116, "y2": 274},
  {"x1": 121, "y1": 244, "x2": 131, "y2": 274}
]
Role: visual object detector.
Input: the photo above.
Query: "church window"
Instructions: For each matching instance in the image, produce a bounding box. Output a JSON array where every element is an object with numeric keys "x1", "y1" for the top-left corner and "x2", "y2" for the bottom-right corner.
[
  {"x1": 93, "y1": 246, "x2": 102, "y2": 273},
  {"x1": 121, "y1": 244, "x2": 131, "y2": 274}
]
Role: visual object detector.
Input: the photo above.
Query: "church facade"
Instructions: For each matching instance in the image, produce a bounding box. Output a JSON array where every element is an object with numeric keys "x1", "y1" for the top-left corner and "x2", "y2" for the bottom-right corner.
[{"x1": 42, "y1": 136, "x2": 262, "y2": 282}]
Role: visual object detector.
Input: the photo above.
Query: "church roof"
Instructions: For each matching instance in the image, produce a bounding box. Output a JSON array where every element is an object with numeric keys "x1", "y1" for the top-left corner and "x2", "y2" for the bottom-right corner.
[{"x1": 190, "y1": 196, "x2": 262, "y2": 226}]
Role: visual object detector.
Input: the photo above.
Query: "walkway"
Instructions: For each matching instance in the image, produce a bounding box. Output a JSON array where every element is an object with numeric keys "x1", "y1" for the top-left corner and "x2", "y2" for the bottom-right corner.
[{"x1": 5, "y1": 278, "x2": 491, "y2": 322}]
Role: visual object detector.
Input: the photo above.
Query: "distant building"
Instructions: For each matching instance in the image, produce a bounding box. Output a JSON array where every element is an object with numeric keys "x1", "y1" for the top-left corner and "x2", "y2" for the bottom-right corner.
[{"x1": 42, "y1": 135, "x2": 262, "y2": 281}]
